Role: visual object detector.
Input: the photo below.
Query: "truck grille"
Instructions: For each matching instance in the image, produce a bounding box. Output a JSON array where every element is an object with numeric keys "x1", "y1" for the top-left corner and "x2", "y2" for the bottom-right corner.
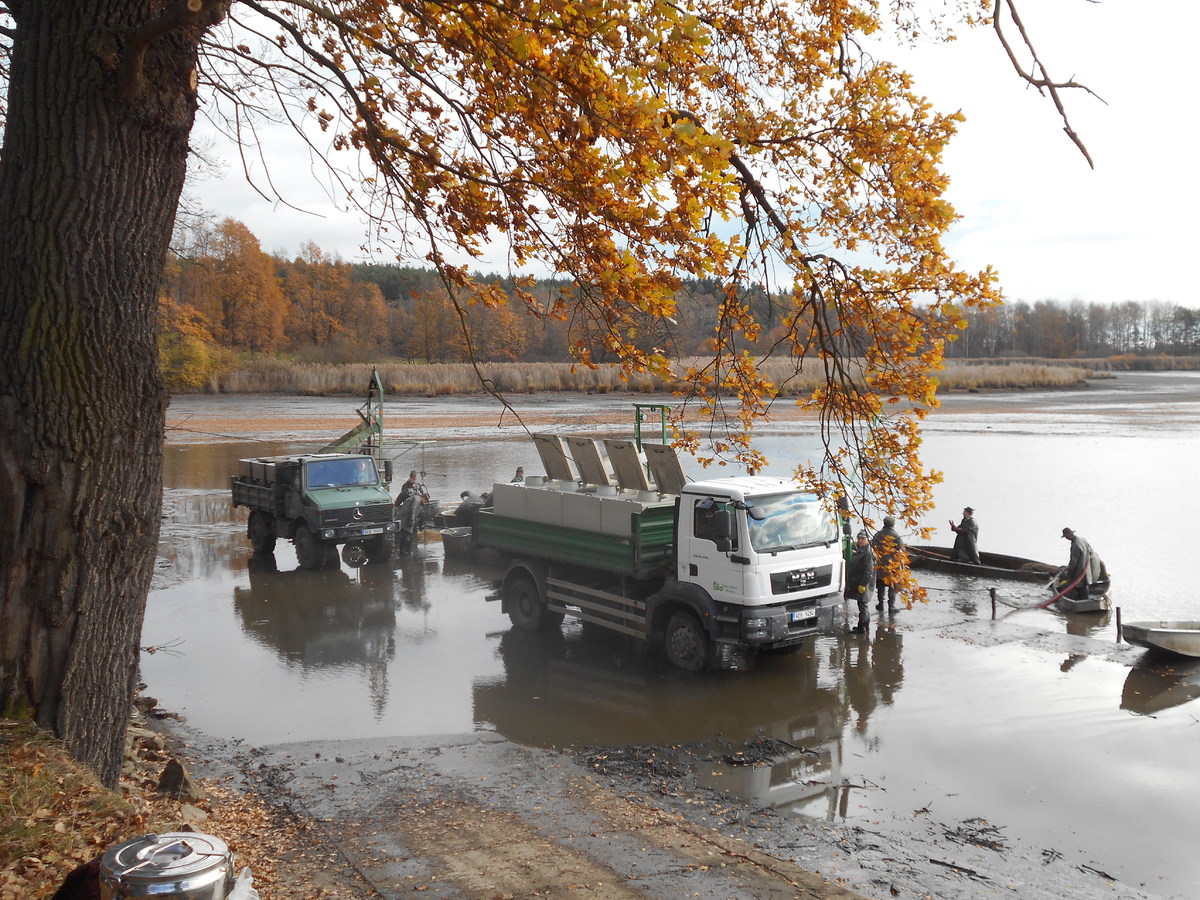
[
  {"x1": 771, "y1": 564, "x2": 833, "y2": 595},
  {"x1": 322, "y1": 504, "x2": 394, "y2": 527}
]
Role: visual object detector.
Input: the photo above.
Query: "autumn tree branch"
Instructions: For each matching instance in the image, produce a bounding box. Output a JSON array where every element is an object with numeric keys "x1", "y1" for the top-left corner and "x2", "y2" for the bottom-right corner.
[{"x1": 992, "y1": 0, "x2": 1104, "y2": 168}]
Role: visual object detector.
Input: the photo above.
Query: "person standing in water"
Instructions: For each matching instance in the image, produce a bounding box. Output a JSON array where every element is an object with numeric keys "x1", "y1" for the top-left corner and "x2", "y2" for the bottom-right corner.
[
  {"x1": 845, "y1": 530, "x2": 876, "y2": 634},
  {"x1": 871, "y1": 515, "x2": 905, "y2": 613}
]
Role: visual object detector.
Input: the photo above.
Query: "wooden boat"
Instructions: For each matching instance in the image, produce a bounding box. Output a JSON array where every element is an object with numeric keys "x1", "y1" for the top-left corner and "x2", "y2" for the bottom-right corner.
[
  {"x1": 1121, "y1": 621, "x2": 1200, "y2": 658},
  {"x1": 906, "y1": 545, "x2": 1060, "y2": 583}
]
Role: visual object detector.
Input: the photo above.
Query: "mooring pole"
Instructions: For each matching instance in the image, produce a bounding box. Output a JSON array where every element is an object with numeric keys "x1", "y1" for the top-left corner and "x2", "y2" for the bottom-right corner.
[
  {"x1": 1116, "y1": 606, "x2": 1122, "y2": 642},
  {"x1": 990, "y1": 587, "x2": 997, "y2": 619}
]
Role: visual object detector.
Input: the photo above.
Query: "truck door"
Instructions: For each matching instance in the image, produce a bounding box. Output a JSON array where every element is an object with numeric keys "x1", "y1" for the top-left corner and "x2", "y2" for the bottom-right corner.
[{"x1": 681, "y1": 498, "x2": 745, "y2": 600}]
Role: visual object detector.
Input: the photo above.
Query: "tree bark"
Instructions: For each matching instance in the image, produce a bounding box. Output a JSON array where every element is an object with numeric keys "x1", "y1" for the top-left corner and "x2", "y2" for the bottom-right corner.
[{"x1": 0, "y1": 0, "x2": 204, "y2": 785}]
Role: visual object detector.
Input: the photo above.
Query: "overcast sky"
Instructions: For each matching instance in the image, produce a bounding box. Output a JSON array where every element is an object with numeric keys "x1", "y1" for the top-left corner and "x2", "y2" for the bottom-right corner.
[{"x1": 192, "y1": 1, "x2": 1197, "y2": 307}]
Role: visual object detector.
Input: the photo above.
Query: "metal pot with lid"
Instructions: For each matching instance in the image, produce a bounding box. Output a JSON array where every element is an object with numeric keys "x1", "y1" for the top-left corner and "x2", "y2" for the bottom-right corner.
[{"x1": 100, "y1": 832, "x2": 235, "y2": 899}]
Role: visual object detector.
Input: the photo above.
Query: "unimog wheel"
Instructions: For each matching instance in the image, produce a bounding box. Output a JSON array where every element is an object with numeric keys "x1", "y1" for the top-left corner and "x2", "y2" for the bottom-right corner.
[
  {"x1": 664, "y1": 611, "x2": 714, "y2": 672},
  {"x1": 294, "y1": 524, "x2": 324, "y2": 570},
  {"x1": 248, "y1": 511, "x2": 276, "y2": 555},
  {"x1": 365, "y1": 534, "x2": 394, "y2": 565},
  {"x1": 322, "y1": 543, "x2": 342, "y2": 568}
]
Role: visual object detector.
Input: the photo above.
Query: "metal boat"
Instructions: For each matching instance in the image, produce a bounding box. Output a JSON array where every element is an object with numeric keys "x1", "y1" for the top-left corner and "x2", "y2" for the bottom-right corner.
[
  {"x1": 1121, "y1": 621, "x2": 1200, "y2": 658},
  {"x1": 1054, "y1": 592, "x2": 1112, "y2": 614}
]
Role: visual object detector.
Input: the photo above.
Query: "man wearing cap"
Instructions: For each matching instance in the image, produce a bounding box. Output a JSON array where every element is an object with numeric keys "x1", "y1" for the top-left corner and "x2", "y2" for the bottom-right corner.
[
  {"x1": 397, "y1": 470, "x2": 424, "y2": 505},
  {"x1": 1060, "y1": 528, "x2": 1108, "y2": 600},
  {"x1": 844, "y1": 530, "x2": 875, "y2": 633},
  {"x1": 950, "y1": 506, "x2": 980, "y2": 565},
  {"x1": 871, "y1": 515, "x2": 905, "y2": 613}
]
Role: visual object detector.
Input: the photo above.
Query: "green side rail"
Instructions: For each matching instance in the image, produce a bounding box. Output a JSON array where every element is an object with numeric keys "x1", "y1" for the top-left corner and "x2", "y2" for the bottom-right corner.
[{"x1": 474, "y1": 502, "x2": 676, "y2": 579}]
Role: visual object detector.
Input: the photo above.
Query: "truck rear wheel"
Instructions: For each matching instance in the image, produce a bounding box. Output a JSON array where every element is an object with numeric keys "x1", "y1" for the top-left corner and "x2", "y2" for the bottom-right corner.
[
  {"x1": 505, "y1": 573, "x2": 561, "y2": 632},
  {"x1": 664, "y1": 611, "x2": 714, "y2": 672},
  {"x1": 295, "y1": 524, "x2": 324, "y2": 570},
  {"x1": 248, "y1": 511, "x2": 276, "y2": 555}
]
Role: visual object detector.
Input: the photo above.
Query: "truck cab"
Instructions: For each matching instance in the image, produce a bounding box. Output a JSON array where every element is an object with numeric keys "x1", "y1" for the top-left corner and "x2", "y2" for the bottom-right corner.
[
  {"x1": 231, "y1": 453, "x2": 397, "y2": 569},
  {"x1": 672, "y1": 477, "x2": 844, "y2": 656}
]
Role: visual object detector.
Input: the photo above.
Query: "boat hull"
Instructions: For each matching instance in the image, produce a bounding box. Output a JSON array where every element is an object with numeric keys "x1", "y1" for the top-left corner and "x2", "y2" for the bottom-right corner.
[
  {"x1": 1122, "y1": 621, "x2": 1200, "y2": 658},
  {"x1": 1055, "y1": 593, "x2": 1112, "y2": 614},
  {"x1": 907, "y1": 546, "x2": 1059, "y2": 583}
]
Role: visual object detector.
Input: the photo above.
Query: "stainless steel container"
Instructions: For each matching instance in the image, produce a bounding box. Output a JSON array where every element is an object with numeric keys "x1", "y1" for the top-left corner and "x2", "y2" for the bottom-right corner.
[{"x1": 99, "y1": 832, "x2": 235, "y2": 899}]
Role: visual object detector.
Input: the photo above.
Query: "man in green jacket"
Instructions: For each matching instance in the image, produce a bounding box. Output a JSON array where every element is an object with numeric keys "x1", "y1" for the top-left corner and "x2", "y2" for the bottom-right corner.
[{"x1": 845, "y1": 530, "x2": 875, "y2": 634}]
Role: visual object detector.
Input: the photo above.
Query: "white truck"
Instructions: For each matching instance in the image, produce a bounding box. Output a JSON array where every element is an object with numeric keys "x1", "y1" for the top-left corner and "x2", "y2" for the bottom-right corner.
[{"x1": 473, "y1": 434, "x2": 845, "y2": 671}]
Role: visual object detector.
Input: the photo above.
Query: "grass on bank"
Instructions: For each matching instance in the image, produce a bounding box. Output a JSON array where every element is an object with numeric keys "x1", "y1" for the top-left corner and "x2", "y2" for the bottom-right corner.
[
  {"x1": 0, "y1": 718, "x2": 370, "y2": 899},
  {"x1": 183, "y1": 357, "x2": 1119, "y2": 397},
  {"x1": 0, "y1": 720, "x2": 166, "y2": 898}
]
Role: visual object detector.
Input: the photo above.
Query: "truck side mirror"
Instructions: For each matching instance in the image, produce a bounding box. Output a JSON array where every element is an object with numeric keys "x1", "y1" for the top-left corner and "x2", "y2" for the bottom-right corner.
[{"x1": 384, "y1": 459, "x2": 393, "y2": 483}]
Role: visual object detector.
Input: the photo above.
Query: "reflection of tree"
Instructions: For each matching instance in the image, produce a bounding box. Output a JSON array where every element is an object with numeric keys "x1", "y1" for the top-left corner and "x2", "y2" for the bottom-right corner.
[{"x1": 235, "y1": 556, "x2": 398, "y2": 719}]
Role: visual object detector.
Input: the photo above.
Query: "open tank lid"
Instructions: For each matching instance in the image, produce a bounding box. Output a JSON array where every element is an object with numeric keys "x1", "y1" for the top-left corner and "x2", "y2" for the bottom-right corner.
[
  {"x1": 604, "y1": 439, "x2": 652, "y2": 492},
  {"x1": 641, "y1": 442, "x2": 688, "y2": 495},
  {"x1": 532, "y1": 434, "x2": 577, "y2": 482}
]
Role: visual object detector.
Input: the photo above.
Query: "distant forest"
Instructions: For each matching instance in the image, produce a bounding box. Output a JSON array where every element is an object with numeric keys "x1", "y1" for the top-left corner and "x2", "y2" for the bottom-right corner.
[{"x1": 159, "y1": 217, "x2": 1200, "y2": 390}]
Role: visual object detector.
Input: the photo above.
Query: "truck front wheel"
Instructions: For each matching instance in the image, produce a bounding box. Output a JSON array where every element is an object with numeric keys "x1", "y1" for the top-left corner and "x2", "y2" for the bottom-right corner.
[
  {"x1": 295, "y1": 524, "x2": 324, "y2": 570},
  {"x1": 248, "y1": 511, "x2": 276, "y2": 555},
  {"x1": 664, "y1": 611, "x2": 714, "y2": 672}
]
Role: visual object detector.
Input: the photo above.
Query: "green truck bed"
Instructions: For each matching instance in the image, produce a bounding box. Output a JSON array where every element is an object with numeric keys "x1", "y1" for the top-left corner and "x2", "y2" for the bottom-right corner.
[{"x1": 473, "y1": 502, "x2": 676, "y2": 579}]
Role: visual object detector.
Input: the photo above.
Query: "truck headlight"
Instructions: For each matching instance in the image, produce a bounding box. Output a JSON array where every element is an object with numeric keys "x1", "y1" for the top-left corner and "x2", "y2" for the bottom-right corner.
[{"x1": 322, "y1": 528, "x2": 336, "y2": 539}]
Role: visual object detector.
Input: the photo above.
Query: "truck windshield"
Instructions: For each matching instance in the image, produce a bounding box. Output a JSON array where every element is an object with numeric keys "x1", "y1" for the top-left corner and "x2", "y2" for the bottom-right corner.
[
  {"x1": 746, "y1": 493, "x2": 837, "y2": 553},
  {"x1": 306, "y1": 457, "x2": 378, "y2": 489}
]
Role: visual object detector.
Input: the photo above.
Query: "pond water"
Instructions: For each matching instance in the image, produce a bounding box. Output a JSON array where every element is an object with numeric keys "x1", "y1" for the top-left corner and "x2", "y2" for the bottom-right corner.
[{"x1": 145, "y1": 371, "x2": 1200, "y2": 899}]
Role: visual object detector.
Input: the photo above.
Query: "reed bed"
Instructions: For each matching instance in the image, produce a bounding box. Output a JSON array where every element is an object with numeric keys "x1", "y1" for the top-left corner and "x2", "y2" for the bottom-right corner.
[{"x1": 202, "y1": 357, "x2": 1104, "y2": 397}]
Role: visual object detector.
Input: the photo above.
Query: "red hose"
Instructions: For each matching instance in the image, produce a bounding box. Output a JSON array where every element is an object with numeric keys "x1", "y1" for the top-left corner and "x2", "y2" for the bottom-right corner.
[{"x1": 1040, "y1": 555, "x2": 1088, "y2": 609}]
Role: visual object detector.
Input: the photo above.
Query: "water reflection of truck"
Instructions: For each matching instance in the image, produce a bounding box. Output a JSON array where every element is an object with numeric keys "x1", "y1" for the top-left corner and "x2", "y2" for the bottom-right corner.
[
  {"x1": 235, "y1": 557, "x2": 398, "y2": 717},
  {"x1": 474, "y1": 627, "x2": 844, "y2": 816},
  {"x1": 231, "y1": 453, "x2": 397, "y2": 569},
  {"x1": 473, "y1": 434, "x2": 845, "y2": 672}
]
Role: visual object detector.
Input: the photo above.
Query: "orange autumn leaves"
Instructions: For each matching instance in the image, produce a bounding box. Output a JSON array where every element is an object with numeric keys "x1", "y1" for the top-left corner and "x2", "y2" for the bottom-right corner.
[{"x1": 207, "y1": 0, "x2": 1001, "y2": 529}]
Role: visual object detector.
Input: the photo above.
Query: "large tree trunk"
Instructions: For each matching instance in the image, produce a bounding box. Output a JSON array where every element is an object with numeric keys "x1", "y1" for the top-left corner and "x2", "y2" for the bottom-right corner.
[{"x1": 0, "y1": 0, "x2": 207, "y2": 785}]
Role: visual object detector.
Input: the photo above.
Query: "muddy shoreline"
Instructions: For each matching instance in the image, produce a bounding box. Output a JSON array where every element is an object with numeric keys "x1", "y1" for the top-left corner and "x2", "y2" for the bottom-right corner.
[{"x1": 157, "y1": 615, "x2": 1152, "y2": 900}]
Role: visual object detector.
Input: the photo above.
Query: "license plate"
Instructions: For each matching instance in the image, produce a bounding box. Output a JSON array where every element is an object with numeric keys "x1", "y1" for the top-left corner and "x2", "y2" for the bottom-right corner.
[
  {"x1": 360, "y1": 527, "x2": 384, "y2": 536},
  {"x1": 789, "y1": 608, "x2": 817, "y2": 623}
]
